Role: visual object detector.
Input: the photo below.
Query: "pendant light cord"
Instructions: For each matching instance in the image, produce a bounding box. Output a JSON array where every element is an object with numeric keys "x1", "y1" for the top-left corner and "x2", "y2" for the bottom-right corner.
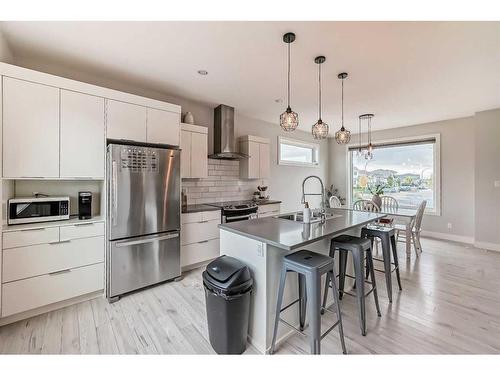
[
  {"x1": 287, "y1": 41, "x2": 291, "y2": 108},
  {"x1": 318, "y1": 63, "x2": 322, "y2": 120},
  {"x1": 341, "y1": 78, "x2": 344, "y2": 127},
  {"x1": 359, "y1": 117, "x2": 362, "y2": 152}
]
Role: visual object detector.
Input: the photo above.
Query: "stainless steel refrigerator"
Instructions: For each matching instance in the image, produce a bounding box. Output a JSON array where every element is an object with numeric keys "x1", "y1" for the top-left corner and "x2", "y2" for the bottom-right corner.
[{"x1": 106, "y1": 142, "x2": 181, "y2": 302}]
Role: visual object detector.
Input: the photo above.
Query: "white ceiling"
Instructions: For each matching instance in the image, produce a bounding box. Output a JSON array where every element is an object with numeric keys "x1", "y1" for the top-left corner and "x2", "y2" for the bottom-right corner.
[{"x1": 1, "y1": 21, "x2": 499, "y2": 133}]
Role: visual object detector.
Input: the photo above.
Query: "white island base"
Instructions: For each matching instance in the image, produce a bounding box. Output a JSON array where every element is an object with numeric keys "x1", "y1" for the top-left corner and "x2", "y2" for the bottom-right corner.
[{"x1": 220, "y1": 228, "x2": 359, "y2": 354}]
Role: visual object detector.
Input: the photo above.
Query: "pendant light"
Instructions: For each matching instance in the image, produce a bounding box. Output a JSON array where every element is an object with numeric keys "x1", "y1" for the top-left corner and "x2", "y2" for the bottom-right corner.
[
  {"x1": 359, "y1": 113, "x2": 374, "y2": 160},
  {"x1": 280, "y1": 32, "x2": 299, "y2": 132},
  {"x1": 312, "y1": 56, "x2": 328, "y2": 140},
  {"x1": 334, "y1": 72, "x2": 351, "y2": 144}
]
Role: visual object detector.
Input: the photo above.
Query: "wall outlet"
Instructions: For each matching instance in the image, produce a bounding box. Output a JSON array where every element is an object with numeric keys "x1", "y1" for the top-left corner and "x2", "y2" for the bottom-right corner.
[
  {"x1": 494, "y1": 181, "x2": 500, "y2": 188},
  {"x1": 447, "y1": 223, "x2": 453, "y2": 230},
  {"x1": 257, "y1": 244, "x2": 264, "y2": 257}
]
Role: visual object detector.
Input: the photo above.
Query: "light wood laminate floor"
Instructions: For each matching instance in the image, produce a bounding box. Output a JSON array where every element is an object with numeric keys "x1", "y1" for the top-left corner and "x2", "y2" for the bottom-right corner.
[{"x1": 1, "y1": 238, "x2": 500, "y2": 354}]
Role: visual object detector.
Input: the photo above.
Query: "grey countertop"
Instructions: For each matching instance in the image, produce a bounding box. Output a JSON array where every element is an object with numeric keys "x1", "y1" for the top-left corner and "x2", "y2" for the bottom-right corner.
[
  {"x1": 254, "y1": 199, "x2": 282, "y2": 206},
  {"x1": 182, "y1": 204, "x2": 221, "y2": 214},
  {"x1": 219, "y1": 209, "x2": 386, "y2": 250}
]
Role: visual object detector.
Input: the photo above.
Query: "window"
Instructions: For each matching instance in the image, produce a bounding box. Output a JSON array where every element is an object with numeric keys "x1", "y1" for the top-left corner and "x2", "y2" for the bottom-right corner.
[
  {"x1": 347, "y1": 135, "x2": 440, "y2": 214},
  {"x1": 278, "y1": 137, "x2": 319, "y2": 167}
]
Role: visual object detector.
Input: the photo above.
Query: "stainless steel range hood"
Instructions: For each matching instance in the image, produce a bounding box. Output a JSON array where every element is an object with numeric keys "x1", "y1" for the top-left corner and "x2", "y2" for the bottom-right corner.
[{"x1": 208, "y1": 105, "x2": 249, "y2": 160}]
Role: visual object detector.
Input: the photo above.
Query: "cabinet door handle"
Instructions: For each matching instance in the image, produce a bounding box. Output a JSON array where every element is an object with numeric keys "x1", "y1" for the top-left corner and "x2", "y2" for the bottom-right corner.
[
  {"x1": 197, "y1": 240, "x2": 209, "y2": 244},
  {"x1": 19, "y1": 227, "x2": 46, "y2": 232},
  {"x1": 49, "y1": 269, "x2": 71, "y2": 276},
  {"x1": 49, "y1": 240, "x2": 71, "y2": 245},
  {"x1": 198, "y1": 220, "x2": 209, "y2": 223},
  {"x1": 74, "y1": 222, "x2": 95, "y2": 227}
]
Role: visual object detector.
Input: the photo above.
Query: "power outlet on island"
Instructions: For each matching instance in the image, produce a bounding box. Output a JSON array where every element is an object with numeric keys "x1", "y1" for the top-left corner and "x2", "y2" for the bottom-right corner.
[{"x1": 447, "y1": 223, "x2": 453, "y2": 230}]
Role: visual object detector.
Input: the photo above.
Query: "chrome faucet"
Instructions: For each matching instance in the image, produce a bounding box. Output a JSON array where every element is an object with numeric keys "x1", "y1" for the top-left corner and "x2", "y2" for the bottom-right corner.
[{"x1": 301, "y1": 175, "x2": 326, "y2": 223}]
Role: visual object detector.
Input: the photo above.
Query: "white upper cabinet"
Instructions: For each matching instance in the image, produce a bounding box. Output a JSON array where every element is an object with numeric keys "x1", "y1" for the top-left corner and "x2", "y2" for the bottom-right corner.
[
  {"x1": 106, "y1": 99, "x2": 147, "y2": 142},
  {"x1": 2, "y1": 77, "x2": 60, "y2": 178},
  {"x1": 180, "y1": 123, "x2": 208, "y2": 179},
  {"x1": 147, "y1": 108, "x2": 180, "y2": 146},
  {"x1": 60, "y1": 90, "x2": 105, "y2": 179},
  {"x1": 239, "y1": 135, "x2": 270, "y2": 179}
]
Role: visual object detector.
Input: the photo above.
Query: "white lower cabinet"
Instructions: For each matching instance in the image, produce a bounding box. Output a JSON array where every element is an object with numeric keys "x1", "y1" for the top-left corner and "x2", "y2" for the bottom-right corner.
[
  {"x1": 1, "y1": 263, "x2": 103, "y2": 317},
  {"x1": 0, "y1": 221, "x2": 105, "y2": 318},
  {"x1": 180, "y1": 210, "x2": 221, "y2": 270},
  {"x1": 257, "y1": 203, "x2": 281, "y2": 218}
]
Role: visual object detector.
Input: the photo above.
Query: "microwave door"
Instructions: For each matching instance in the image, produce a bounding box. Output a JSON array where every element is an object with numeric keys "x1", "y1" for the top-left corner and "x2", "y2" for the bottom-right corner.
[{"x1": 108, "y1": 144, "x2": 181, "y2": 240}]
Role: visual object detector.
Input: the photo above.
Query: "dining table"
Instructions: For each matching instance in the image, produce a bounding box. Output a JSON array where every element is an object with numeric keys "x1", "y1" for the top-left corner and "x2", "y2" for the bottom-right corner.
[{"x1": 336, "y1": 205, "x2": 418, "y2": 258}]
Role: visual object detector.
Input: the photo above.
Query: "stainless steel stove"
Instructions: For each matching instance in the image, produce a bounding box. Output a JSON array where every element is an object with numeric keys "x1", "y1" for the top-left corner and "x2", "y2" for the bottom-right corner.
[{"x1": 206, "y1": 200, "x2": 258, "y2": 223}]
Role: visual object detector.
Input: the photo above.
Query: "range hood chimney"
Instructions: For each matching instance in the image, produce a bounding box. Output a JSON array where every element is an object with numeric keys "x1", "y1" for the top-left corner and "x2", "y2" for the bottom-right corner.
[{"x1": 208, "y1": 105, "x2": 249, "y2": 160}]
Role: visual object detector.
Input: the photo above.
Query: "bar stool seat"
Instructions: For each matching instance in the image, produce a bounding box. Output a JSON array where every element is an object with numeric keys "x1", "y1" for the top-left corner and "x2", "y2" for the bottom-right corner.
[
  {"x1": 270, "y1": 250, "x2": 347, "y2": 355},
  {"x1": 361, "y1": 225, "x2": 402, "y2": 303},
  {"x1": 322, "y1": 234, "x2": 381, "y2": 336}
]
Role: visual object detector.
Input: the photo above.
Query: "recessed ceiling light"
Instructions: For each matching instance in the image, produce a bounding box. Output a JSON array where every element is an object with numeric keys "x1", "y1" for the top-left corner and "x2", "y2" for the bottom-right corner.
[
  {"x1": 197, "y1": 70, "x2": 208, "y2": 75},
  {"x1": 275, "y1": 98, "x2": 283, "y2": 103}
]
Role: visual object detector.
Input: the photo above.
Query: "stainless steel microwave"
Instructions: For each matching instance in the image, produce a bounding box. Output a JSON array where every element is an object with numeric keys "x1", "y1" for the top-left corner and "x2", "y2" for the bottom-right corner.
[{"x1": 8, "y1": 196, "x2": 70, "y2": 225}]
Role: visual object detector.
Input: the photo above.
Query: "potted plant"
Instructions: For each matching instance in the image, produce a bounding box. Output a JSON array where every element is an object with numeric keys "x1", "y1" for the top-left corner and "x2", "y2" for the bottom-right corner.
[{"x1": 367, "y1": 183, "x2": 386, "y2": 208}]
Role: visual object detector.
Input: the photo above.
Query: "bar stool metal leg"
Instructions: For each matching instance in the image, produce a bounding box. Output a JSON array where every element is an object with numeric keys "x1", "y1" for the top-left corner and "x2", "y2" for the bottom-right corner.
[
  {"x1": 270, "y1": 267, "x2": 287, "y2": 354},
  {"x1": 351, "y1": 247, "x2": 367, "y2": 335},
  {"x1": 391, "y1": 234, "x2": 403, "y2": 291},
  {"x1": 305, "y1": 270, "x2": 322, "y2": 354},
  {"x1": 328, "y1": 266, "x2": 347, "y2": 354},
  {"x1": 366, "y1": 248, "x2": 382, "y2": 317},
  {"x1": 380, "y1": 235, "x2": 393, "y2": 302},
  {"x1": 298, "y1": 274, "x2": 307, "y2": 331},
  {"x1": 337, "y1": 249, "x2": 348, "y2": 300}
]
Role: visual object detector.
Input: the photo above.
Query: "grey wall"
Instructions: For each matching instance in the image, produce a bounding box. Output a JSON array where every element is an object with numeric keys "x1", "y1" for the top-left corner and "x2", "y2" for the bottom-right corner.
[
  {"x1": 329, "y1": 116, "x2": 476, "y2": 239},
  {"x1": 474, "y1": 109, "x2": 500, "y2": 246}
]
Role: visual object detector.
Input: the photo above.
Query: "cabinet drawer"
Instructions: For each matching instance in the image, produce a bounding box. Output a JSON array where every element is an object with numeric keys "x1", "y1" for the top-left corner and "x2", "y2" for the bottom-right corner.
[
  {"x1": 181, "y1": 210, "x2": 221, "y2": 225},
  {"x1": 1, "y1": 263, "x2": 104, "y2": 317},
  {"x1": 3, "y1": 236, "x2": 104, "y2": 283},
  {"x1": 3, "y1": 227, "x2": 59, "y2": 249},
  {"x1": 181, "y1": 212, "x2": 202, "y2": 225},
  {"x1": 181, "y1": 220, "x2": 219, "y2": 245},
  {"x1": 60, "y1": 222, "x2": 105, "y2": 240},
  {"x1": 181, "y1": 238, "x2": 219, "y2": 268},
  {"x1": 257, "y1": 203, "x2": 281, "y2": 214}
]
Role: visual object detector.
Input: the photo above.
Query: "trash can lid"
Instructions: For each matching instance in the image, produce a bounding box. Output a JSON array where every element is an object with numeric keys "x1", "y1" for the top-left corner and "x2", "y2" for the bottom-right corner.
[{"x1": 203, "y1": 255, "x2": 253, "y2": 295}]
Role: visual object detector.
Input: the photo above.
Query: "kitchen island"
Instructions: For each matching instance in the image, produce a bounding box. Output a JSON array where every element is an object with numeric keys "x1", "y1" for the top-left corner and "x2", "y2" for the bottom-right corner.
[{"x1": 218, "y1": 208, "x2": 385, "y2": 354}]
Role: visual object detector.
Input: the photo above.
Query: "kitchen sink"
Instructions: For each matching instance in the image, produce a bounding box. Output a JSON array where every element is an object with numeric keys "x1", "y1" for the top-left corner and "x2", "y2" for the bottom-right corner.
[{"x1": 276, "y1": 212, "x2": 340, "y2": 223}]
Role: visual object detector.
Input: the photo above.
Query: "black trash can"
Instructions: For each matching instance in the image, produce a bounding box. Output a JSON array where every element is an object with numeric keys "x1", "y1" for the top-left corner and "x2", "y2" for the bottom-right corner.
[{"x1": 203, "y1": 255, "x2": 253, "y2": 354}]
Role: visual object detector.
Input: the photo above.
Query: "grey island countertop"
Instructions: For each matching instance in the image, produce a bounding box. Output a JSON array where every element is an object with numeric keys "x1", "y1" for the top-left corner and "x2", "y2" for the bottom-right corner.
[{"x1": 219, "y1": 208, "x2": 386, "y2": 250}]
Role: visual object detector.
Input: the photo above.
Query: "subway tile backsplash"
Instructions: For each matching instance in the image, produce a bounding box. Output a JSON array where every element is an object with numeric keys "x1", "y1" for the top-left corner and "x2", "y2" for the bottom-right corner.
[{"x1": 182, "y1": 159, "x2": 267, "y2": 205}]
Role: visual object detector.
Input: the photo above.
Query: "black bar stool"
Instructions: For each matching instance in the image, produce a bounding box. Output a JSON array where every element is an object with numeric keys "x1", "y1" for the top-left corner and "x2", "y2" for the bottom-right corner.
[
  {"x1": 270, "y1": 250, "x2": 347, "y2": 355},
  {"x1": 322, "y1": 235, "x2": 381, "y2": 336},
  {"x1": 361, "y1": 225, "x2": 402, "y2": 302}
]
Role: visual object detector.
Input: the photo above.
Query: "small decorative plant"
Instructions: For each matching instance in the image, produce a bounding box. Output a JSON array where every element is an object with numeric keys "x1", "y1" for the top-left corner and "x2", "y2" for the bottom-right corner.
[{"x1": 367, "y1": 183, "x2": 386, "y2": 196}]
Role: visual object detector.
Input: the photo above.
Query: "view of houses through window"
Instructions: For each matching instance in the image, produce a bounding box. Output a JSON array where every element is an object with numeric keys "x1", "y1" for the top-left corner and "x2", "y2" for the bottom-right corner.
[{"x1": 349, "y1": 140, "x2": 436, "y2": 210}]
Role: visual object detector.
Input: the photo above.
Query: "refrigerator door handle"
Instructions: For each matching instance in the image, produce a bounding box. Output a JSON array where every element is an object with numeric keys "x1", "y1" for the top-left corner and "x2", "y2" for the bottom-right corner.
[
  {"x1": 115, "y1": 232, "x2": 180, "y2": 248},
  {"x1": 112, "y1": 160, "x2": 118, "y2": 226}
]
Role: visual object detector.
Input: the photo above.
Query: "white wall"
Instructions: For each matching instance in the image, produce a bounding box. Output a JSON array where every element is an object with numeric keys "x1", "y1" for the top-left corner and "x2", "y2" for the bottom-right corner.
[{"x1": 329, "y1": 116, "x2": 476, "y2": 239}]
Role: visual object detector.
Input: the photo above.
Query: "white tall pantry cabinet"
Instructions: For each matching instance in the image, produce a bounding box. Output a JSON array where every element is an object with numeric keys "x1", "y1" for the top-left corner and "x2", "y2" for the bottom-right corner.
[
  {"x1": 2, "y1": 77, "x2": 60, "y2": 178},
  {"x1": 180, "y1": 123, "x2": 208, "y2": 178},
  {"x1": 60, "y1": 90, "x2": 105, "y2": 178}
]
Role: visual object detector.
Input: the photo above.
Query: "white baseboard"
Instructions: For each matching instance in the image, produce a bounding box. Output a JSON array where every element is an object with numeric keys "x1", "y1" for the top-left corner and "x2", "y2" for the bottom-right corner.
[
  {"x1": 473, "y1": 241, "x2": 500, "y2": 252},
  {"x1": 421, "y1": 230, "x2": 474, "y2": 244}
]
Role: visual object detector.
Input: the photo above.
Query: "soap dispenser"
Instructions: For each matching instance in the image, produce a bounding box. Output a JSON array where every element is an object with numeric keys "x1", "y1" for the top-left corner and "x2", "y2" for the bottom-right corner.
[{"x1": 303, "y1": 202, "x2": 311, "y2": 224}]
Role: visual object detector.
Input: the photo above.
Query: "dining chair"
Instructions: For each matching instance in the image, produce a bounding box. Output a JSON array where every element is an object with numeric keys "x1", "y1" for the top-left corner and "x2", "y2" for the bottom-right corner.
[
  {"x1": 329, "y1": 195, "x2": 342, "y2": 208},
  {"x1": 353, "y1": 199, "x2": 380, "y2": 212},
  {"x1": 380, "y1": 196, "x2": 399, "y2": 211},
  {"x1": 395, "y1": 200, "x2": 427, "y2": 257}
]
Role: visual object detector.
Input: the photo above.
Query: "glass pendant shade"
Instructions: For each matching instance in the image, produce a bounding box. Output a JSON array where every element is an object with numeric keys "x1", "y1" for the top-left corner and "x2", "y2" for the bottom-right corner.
[
  {"x1": 335, "y1": 125, "x2": 351, "y2": 144},
  {"x1": 280, "y1": 106, "x2": 299, "y2": 131},
  {"x1": 280, "y1": 32, "x2": 299, "y2": 132},
  {"x1": 365, "y1": 142, "x2": 374, "y2": 160},
  {"x1": 312, "y1": 119, "x2": 329, "y2": 140},
  {"x1": 335, "y1": 72, "x2": 351, "y2": 145}
]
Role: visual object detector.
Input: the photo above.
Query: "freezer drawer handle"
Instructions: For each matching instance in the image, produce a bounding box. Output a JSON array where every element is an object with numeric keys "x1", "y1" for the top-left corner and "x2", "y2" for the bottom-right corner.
[
  {"x1": 115, "y1": 233, "x2": 179, "y2": 248},
  {"x1": 49, "y1": 269, "x2": 71, "y2": 276}
]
